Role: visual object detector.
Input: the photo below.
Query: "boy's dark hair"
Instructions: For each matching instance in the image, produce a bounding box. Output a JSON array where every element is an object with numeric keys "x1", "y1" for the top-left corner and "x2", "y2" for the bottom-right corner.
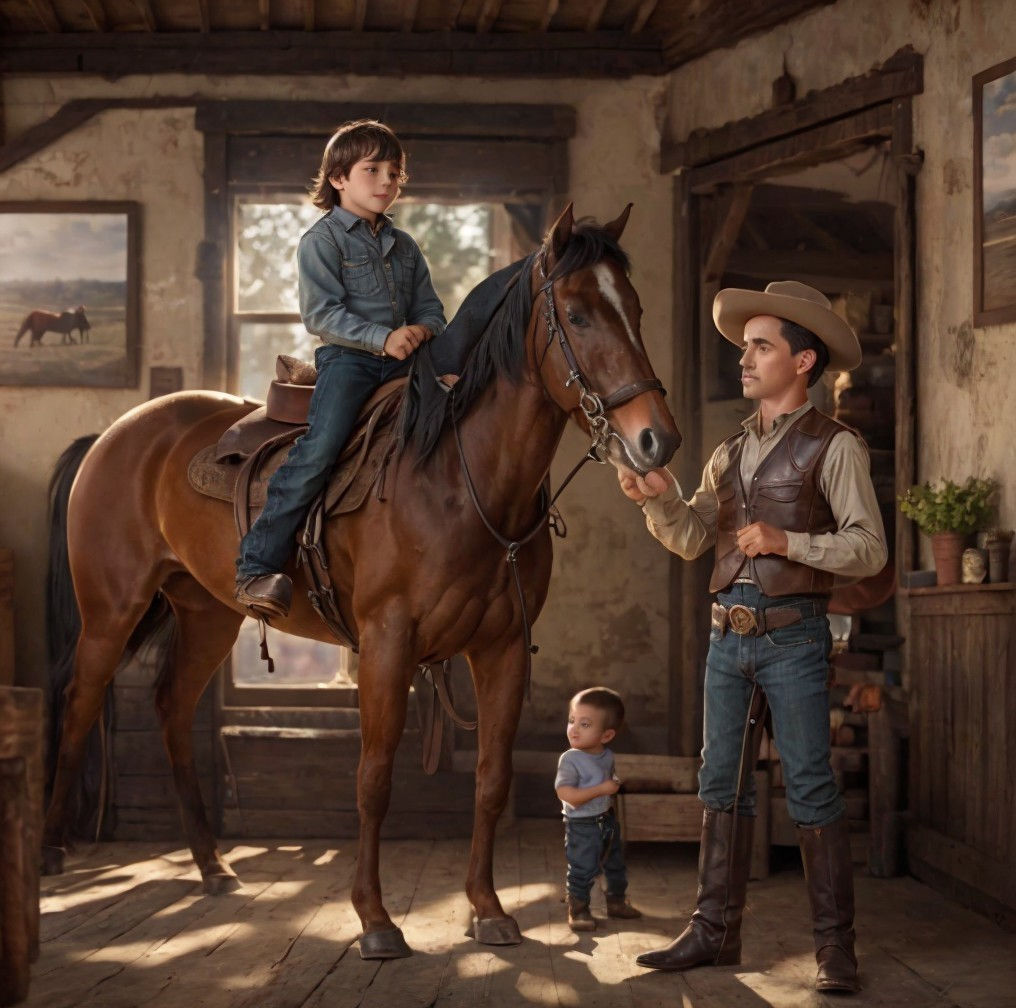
[
  {"x1": 571, "y1": 687, "x2": 625, "y2": 731},
  {"x1": 780, "y1": 318, "x2": 829, "y2": 387},
  {"x1": 309, "y1": 119, "x2": 408, "y2": 212}
]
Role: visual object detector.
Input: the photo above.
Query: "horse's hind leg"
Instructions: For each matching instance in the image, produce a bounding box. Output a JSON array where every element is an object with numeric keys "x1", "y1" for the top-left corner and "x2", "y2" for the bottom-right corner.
[
  {"x1": 42, "y1": 595, "x2": 158, "y2": 873},
  {"x1": 463, "y1": 634, "x2": 527, "y2": 946},
  {"x1": 158, "y1": 574, "x2": 245, "y2": 894}
]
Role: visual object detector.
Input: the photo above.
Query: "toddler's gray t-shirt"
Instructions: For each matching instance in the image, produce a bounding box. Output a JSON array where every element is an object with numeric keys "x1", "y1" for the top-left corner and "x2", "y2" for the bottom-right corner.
[{"x1": 555, "y1": 747, "x2": 615, "y2": 818}]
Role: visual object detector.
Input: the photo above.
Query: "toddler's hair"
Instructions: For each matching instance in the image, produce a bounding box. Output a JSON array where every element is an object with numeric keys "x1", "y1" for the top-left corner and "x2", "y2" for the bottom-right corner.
[
  {"x1": 309, "y1": 119, "x2": 408, "y2": 211},
  {"x1": 571, "y1": 686, "x2": 625, "y2": 731}
]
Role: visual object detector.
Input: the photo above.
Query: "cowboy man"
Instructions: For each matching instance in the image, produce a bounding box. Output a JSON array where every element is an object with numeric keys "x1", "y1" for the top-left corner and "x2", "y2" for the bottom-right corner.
[{"x1": 618, "y1": 281, "x2": 887, "y2": 994}]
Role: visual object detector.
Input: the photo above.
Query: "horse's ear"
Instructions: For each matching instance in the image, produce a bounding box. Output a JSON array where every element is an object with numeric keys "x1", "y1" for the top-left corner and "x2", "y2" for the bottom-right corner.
[
  {"x1": 603, "y1": 204, "x2": 633, "y2": 242},
  {"x1": 548, "y1": 203, "x2": 575, "y2": 263}
]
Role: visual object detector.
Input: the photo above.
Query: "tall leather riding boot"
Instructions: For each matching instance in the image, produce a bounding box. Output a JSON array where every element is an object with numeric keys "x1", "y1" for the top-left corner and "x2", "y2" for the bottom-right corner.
[
  {"x1": 635, "y1": 808, "x2": 754, "y2": 971},
  {"x1": 798, "y1": 817, "x2": 860, "y2": 994}
]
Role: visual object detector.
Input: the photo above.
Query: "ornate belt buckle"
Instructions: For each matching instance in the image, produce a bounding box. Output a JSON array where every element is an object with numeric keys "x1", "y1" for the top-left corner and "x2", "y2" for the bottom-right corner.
[{"x1": 727, "y1": 604, "x2": 758, "y2": 635}]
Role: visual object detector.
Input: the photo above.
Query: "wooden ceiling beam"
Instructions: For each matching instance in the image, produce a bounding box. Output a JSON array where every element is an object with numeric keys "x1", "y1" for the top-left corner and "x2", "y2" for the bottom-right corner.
[
  {"x1": 663, "y1": 0, "x2": 834, "y2": 69},
  {"x1": 81, "y1": 0, "x2": 108, "y2": 32},
  {"x1": 259, "y1": 0, "x2": 270, "y2": 31},
  {"x1": 537, "y1": 0, "x2": 559, "y2": 32},
  {"x1": 583, "y1": 0, "x2": 609, "y2": 33},
  {"x1": 28, "y1": 0, "x2": 61, "y2": 32},
  {"x1": 626, "y1": 0, "x2": 658, "y2": 34},
  {"x1": 132, "y1": 0, "x2": 156, "y2": 31},
  {"x1": 0, "y1": 31, "x2": 664, "y2": 77},
  {"x1": 352, "y1": 0, "x2": 367, "y2": 31},
  {"x1": 303, "y1": 0, "x2": 313, "y2": 31},
  {"x1": 474, "y1": 0, "x2": 504, "y2": 33},
  {"x1": 400, "y1": 0, "x2": 420, "y2": 32}
]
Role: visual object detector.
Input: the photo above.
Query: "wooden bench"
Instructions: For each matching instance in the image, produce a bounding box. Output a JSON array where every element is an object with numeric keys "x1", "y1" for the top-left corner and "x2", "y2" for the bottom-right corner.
[{"x1": 0, "y1": 687, "x2": 44, "y2": 1007}]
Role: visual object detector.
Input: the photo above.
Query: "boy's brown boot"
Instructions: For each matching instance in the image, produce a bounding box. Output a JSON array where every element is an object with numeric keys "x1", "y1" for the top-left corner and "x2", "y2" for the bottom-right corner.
[
  {"x1": 567, "y1": 895, "x2": 596, "y2": 932},
  {"x1": 606, "y1": 894, "x2": 643, "y2": 919}
]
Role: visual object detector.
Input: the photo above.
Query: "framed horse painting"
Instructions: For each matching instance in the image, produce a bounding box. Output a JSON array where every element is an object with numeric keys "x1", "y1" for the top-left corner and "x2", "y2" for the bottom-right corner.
[
  {"x1": 974, "y1": 57, "x2": 1016, "y2": 327},
  {"x1": 0, "y1": 202, "x2": 140, "y2": 387}
]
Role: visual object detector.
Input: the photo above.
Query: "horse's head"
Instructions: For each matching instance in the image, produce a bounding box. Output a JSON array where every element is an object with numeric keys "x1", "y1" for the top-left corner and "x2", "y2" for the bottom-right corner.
[{"x1": 534, "y1": 204, "x2": 681, "y2": 476}]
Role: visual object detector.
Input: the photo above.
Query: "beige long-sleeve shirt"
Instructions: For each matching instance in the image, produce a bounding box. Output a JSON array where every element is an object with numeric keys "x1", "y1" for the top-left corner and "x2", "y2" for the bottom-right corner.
[{"x1": 642, "y1": 402, "x2": 888, "y2": 588}]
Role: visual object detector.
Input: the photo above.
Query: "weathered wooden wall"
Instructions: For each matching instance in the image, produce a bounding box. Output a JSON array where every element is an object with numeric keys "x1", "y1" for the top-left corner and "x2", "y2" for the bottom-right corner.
[{"x1": 906, "y1": 584, "x2": 1016, "y2": 924}]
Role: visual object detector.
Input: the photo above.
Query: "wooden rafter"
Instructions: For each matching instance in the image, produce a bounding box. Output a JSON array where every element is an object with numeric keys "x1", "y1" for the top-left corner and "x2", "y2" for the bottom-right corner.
[
  {"x1": 400, "y1": 0, "x2": 420, "y2": 32},
  {"x1": 627, "y1": 0, "x2": 658, "y2": 34},
  {"x1": 80, "y1": 0, "x2": 108, "y2": 31},
  {"x1": 196, "y1": 0, "x2": 210, "y2": 33},
  {"x1": 132, "y1": 0, "x2": 156, "y2": 31},
  {"x1": 352, "y1": 0, "x2": 367, "y2": 31},
  {"x1": 663, "y1": 0, "x2": 834, "y2": 68},
  {"x1": 474, "y1": 0, "x2": 504, "y2": 33},
  {"x1": 303, "y1": 0, "x2": 313, "y2": 31},
  {"x1": 583, "y1": 0, "x2": 609, "y2": 32},
  {"x1": 259, "y1": 0, "x2": 270, "y2": 31},
  {"x1": 28, "y1": 0, "x2": 61, "y2": 32},
  {"x1": 537, "y1": 0, "x2": 559, "y2": 32}
]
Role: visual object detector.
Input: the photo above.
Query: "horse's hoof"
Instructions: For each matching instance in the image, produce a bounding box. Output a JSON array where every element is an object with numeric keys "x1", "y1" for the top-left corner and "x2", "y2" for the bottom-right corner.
[
  {"x1": 202, "y1": 870, "x2": 243, "y2": 895},
  {"x1": 359, "y1": 928, "x2": 412, "y2": 960},
  {"x1": 41, "y1": 845, "x2": 66, "y2": 876},
  {"x1": 467, "y1": 916, "x2": 523, "y2": 946}
]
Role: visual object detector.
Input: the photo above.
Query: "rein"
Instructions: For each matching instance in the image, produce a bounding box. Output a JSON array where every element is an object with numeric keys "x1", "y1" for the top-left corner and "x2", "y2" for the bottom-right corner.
[{"x1": 449, "y1": 254, "x2": 666, "y2": 700}]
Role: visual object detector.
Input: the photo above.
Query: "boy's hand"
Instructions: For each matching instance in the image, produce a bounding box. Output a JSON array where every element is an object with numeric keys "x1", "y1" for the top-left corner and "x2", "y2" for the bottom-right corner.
[
  {"x1": 617, "y1": 466, "x2": 670, "y2": 505},
  {"x1": 383, "y1": 324, "x2": 432, "y2": 360},
  {"x1": 601, "y1": 778, "x2": 621, "y2": 797}
]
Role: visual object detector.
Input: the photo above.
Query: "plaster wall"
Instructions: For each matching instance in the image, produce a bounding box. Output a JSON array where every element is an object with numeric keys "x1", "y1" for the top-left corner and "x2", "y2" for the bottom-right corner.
[
  {"x1": 665, "y1": 0, "x2": 1016, "y2": 565},
  {"x1": 0, "y1": 73, "x2": 674, "y2": 747}
]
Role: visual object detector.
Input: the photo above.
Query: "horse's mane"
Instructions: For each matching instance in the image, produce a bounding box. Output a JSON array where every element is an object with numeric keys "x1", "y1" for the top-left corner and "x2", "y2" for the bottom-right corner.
[{"x1": 399, "y1": 218, "x2": 631, "y2": 464}]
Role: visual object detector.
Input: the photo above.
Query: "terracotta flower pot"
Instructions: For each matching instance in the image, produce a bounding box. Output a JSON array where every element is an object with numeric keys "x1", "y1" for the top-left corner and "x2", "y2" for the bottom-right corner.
[{"x1": 930, "y1": 531, "x2": 967, "y2": 587}]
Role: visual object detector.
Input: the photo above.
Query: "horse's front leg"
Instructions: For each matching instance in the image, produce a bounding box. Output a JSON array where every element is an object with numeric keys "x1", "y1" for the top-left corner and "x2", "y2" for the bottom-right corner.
[
  {"x1": 352, "y1": 623, "x2": 416, "y2": 960},
  {"x1": 463, "y1": 632, "x2": 528, "y2": 946}
]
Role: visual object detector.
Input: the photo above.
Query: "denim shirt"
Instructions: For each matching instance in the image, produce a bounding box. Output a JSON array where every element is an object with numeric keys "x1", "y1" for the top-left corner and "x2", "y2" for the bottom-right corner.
[{"x1": 297, "y1": 205, "x2": 447, "y2": 355}]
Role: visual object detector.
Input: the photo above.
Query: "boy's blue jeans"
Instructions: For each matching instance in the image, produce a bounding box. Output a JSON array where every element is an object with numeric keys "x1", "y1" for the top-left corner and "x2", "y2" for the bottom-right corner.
[
  {"x1": 237, "y1": 344, "x2": 412, "y2": 578},
  {"x1": 564, "y1": 810, "x2": 627, "y2": 902},
  {"x1": 700, "y1": 582, "x2": 844, "y2": 827}
]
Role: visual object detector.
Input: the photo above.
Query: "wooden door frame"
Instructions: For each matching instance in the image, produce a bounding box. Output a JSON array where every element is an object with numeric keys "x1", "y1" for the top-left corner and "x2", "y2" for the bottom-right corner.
[{"x1": 664, "y1": 52, "x2": 923, "y2": 756}]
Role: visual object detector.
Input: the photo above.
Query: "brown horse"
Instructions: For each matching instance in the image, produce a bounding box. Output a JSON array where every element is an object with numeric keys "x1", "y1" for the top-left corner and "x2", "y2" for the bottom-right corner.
[
  {"x1": 42, "y1": 205, "x2": 680, "y2": 959},
  {"x1": 14, "y1": 305, "x2": 90, "y2": 347}
]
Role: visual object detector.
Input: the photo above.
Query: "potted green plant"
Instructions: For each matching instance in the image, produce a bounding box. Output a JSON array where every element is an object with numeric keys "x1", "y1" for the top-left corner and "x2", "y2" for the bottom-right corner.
[{"x1": 898, "y1": 476, "x2": 998, "y2": 586}]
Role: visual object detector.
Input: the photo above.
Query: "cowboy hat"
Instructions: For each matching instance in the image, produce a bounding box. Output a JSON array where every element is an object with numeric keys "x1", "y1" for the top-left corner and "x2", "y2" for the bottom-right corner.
[{"x1": 712, "y1": 280, "x2": 861, "y2": 372}]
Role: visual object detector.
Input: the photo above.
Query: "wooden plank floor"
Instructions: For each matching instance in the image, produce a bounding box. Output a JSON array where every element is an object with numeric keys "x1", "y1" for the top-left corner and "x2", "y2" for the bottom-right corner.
[{"x1": 23, "y1": 818, "x2": 1016, "y2": 1008}]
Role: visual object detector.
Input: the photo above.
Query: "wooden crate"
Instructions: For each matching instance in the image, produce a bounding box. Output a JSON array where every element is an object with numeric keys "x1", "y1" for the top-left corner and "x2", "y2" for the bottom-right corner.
[{"x1": 0, "y1": 686, "x2": 44, "y2": 1007}]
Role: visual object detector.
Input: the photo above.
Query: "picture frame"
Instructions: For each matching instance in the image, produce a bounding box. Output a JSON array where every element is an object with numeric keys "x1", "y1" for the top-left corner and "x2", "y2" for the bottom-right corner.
[
  {"x1": 0, "y1": 201, "x2": 140, "y2": 387},
  {"x1": 974, "y1": 57, "x2": 1016, "y2": 327}
]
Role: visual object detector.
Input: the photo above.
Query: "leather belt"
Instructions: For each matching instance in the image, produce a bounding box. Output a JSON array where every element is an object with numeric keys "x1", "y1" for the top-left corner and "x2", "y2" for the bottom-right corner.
[{"x1": 711, "y1": 601, "x2": 814, "y2": 637}]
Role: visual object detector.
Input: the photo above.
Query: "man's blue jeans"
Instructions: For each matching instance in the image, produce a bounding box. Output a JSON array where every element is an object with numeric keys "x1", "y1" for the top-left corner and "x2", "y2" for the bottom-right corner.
[
  {"x1": 699, "y1": 583, "x2": 843, "y2": 828},
  {"x1": 237, "y1": 344, "x2": 412, "y2": 578},
  {"x1": 564, "y1": 811, "x2": 628, "y2": 901}
]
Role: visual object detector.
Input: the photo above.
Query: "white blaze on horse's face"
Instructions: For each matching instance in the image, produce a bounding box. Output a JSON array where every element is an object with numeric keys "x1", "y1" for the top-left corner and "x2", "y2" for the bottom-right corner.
[{"x1": 593, "y1": 263, "x2": 640, "y2": 350}]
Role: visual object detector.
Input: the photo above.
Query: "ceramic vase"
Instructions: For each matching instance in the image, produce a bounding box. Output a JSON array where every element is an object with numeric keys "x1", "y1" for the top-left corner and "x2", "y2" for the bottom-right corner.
[{"x1": 930, "y1": 531, "x2": 966, "y2": 587}]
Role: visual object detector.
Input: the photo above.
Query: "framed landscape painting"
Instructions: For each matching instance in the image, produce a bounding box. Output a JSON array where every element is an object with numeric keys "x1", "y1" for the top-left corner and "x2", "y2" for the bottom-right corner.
[
  {"x1": 0, "y1": 202, "x2": 140, "y2": 387},
  {"x1": 974, "y1": 57, "x2": 1016, "y2": 326}
]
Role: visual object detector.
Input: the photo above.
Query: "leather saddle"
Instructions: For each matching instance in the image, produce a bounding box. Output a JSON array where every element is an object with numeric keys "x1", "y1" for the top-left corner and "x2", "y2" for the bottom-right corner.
[{"x1": 187, "y1": 355, "x2": 407, "y2": 533}]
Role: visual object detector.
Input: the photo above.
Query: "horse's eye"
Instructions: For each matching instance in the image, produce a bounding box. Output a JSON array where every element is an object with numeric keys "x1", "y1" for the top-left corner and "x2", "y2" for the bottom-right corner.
[{"x1": 566, "y1": 311, "x2": 588, "y2": 327}]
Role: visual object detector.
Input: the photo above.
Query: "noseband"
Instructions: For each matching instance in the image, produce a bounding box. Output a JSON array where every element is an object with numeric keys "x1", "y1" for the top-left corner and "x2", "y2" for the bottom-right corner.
[{"x1": 538, "y1": 257, "x2": 665, "y2": 472}]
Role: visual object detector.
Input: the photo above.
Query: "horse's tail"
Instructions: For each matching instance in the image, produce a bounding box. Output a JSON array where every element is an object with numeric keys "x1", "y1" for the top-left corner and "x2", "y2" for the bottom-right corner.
[
  {"x1": 47, "y1": 434, "x2": 178, "y2": 840},
  {"x1": 13, "y1": 314, "x2": 30, "y2": 347}
]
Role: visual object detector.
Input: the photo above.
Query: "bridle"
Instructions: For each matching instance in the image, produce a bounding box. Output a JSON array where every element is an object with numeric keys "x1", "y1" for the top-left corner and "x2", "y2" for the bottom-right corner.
[
  {"x1": 449, "y1": 252, "x2": 667, "y2": 699},
  {"x1": 537, "y1": 256, "x2": 665, "y2": 473}
]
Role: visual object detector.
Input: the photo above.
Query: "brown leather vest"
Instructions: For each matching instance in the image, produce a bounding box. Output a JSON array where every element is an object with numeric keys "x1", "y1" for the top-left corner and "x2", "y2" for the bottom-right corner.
[{"x1": 710, "y1": 408, "x2": 850, "y2": 597}]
